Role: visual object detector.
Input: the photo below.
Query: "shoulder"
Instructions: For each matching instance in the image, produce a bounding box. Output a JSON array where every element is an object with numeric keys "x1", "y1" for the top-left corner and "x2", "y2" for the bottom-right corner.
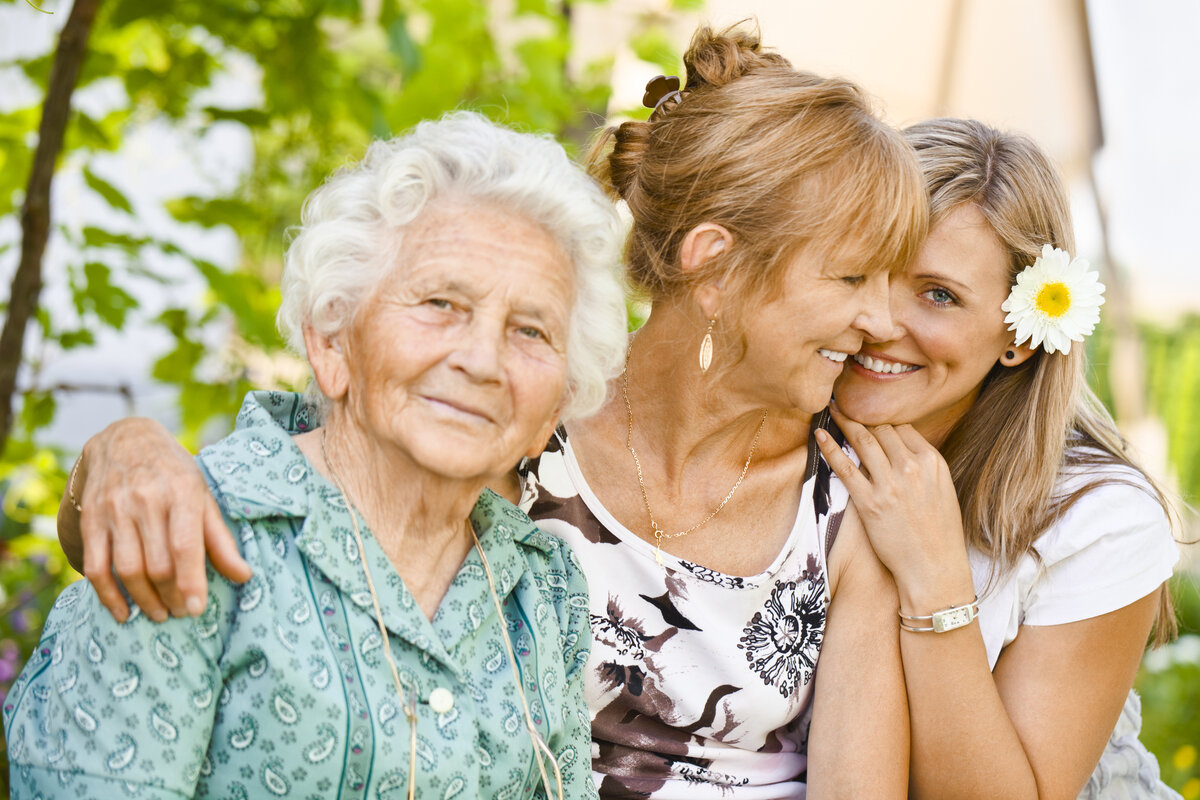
[
  {"x1": 1013, "y1": 456, "x2": 1178, "y2": 627},
  {"x1": 477, "y1": 488, "x2": 583, "y2": 582},
  {"x1": 1038, "y1": 457, "x2": 1171, "y2": 563},
  {"x1": 196, "y1": 393, "x2": 313, "y2": 524}
]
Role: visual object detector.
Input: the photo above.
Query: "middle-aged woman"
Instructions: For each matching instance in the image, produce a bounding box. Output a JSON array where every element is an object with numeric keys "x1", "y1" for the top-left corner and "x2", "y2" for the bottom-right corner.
[
  {"x1": 816, "y1": 118, "x2": 1182, "y2": 800},
  {"x1": 48, "y1": 26, "x2": 930, "y2": 798},
  {"x1": 5, "y1": 112, "x2": 631, "y2": 799}
]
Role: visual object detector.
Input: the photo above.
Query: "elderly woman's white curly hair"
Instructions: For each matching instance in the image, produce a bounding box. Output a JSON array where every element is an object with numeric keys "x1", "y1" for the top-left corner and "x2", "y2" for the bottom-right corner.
[{"x1": 278, "y1": 111, "x2": 629, "y2": 421}]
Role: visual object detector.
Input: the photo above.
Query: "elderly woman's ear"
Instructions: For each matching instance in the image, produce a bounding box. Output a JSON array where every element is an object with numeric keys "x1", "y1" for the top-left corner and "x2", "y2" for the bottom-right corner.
[{"x1": 303, "y1": 324, "x2": 351, "y2": 401}]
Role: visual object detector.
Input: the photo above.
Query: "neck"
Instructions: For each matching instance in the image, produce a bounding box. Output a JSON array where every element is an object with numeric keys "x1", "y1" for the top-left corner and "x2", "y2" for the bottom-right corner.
[
  {"x1": 297, "y1": 406, "x2": 483, "y2": 563},
  {"x1": 622, "y1": 300, "x2": 810, "y2": 484}
]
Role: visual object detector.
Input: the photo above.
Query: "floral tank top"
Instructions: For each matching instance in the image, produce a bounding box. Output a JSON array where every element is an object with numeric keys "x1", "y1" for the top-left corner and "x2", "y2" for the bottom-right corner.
[{"x1": 517, "y1": 410, "x2": 849, "y2": 799}]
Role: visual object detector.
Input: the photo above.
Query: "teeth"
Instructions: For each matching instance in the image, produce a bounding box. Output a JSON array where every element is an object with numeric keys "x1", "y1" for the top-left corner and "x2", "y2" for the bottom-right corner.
[
  {"x1": 853, "y1": 354, "x2": 919, "y2": 375},
  {"x1": 818, "y1": 348, "x2": 848, "y2": 363}
]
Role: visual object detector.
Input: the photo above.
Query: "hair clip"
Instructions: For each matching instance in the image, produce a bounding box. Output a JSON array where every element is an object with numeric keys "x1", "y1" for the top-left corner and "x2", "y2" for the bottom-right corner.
[{"x1": 642, "y1": 75, "x2": 682, "y2": 115}]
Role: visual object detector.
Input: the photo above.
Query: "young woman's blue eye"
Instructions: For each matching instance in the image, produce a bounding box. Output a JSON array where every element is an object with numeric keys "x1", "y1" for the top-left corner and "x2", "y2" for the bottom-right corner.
[
  {"x1": 841, "y1": 275, "x2": 867, "y2": 287},
  {"x1": 923, "y1": 287, "x2": 956, "y2": 305}
]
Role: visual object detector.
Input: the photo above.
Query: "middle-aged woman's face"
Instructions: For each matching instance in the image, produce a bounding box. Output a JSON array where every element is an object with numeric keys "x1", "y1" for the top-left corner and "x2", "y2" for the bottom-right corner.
[
  {"x1": 833, "y1": 204, "x2": 1017, "y2": 443},
  {"x1": 335, "y1": 200, "x2": 575, "y2": 482},
  {"x1": 734, "y1": 243, "x2": 896, "y2": 416}
]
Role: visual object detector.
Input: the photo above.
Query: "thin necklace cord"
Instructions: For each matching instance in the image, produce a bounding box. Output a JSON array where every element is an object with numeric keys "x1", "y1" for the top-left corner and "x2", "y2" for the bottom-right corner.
[{"x1": 321, "y1": 429, "x2": 563, "y2": 800}]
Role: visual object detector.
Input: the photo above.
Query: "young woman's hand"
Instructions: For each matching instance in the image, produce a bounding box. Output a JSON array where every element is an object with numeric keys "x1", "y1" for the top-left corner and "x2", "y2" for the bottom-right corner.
[
  {"x1": 814, "y1": 406, "x2": 973, "y2": 609},
  {"x1": 59, "y1": 418, "x2": 250, "y2": 623}
]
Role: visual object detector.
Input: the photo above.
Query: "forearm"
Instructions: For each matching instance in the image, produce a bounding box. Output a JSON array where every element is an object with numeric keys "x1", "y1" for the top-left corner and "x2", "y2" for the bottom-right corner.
[
  {"x1": 807, "y1": 530, "x2": 908, "y2": 799},
  {"x1": 902, "y1": 625, "x2": 1040, "y2": 800},
  {"x1": 58, "y1": 447, "x2": 86, "y2": 572}
]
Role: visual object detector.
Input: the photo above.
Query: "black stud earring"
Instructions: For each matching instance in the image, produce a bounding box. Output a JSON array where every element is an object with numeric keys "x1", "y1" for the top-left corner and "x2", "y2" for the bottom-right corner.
[{"x1": 1005, "y1": 349, "x2": 1016, "y2": 361}]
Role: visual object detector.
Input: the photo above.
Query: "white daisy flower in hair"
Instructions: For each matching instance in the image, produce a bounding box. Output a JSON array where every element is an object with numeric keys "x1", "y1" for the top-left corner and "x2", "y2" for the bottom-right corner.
[{"x1": 1001, "y1": 244, "x2": 1106, "y2": 355}]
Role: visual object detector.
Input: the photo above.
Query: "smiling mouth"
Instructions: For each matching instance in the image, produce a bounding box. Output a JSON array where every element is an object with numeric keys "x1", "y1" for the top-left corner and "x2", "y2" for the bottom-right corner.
[
  {"x1": 818, "y1": 348, "x2": 850, "y2": 363},
  {"x1": 852, "y1": 354, "x2": 920, "y2": 375},
  {"x1": 423, "y1": 396, "x2": 494, "y2": 423}
]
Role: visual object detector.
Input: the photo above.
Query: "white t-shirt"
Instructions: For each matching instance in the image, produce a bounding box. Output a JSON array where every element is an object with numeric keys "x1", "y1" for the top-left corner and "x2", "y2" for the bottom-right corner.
[{"x1": 967, "y1": 461, "x2": 1180, "y2": 799}]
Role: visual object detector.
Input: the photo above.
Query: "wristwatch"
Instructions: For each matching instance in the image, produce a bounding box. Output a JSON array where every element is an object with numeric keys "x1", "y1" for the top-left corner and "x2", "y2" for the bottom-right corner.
[{"x1": 899, "y1": 597, "x2": 979, "y2": 633}]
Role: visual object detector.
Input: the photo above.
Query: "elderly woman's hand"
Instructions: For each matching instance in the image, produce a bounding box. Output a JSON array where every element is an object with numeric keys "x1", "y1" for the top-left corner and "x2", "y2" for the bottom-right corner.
[{"x1": 61, "y1": 417, "x2": 250, "y2": 623}]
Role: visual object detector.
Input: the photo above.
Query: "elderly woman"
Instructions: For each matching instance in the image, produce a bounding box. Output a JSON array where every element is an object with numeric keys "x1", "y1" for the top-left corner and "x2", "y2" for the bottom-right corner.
[{"x1": 3, "y1": 112, "x2": 628, "y2": 799}]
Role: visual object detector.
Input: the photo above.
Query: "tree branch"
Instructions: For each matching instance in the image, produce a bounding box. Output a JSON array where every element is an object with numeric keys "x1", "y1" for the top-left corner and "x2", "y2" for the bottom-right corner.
[{"x1": 0, "y1": 0, "x2": 103, "y2": 456}]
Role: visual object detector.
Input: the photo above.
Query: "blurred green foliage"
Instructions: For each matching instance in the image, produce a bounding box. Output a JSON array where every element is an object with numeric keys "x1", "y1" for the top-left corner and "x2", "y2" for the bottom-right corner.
[
  {"x1": 1136, "y1": 576, "x2": 1200, "y2": 797},
  {"x1": 1088, "y1": 314, "x2": 1200, "y2": 507}
]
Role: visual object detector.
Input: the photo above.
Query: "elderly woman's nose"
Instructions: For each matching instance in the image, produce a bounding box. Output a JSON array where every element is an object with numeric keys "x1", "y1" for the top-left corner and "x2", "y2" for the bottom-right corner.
[{"x1": 447, "y1": 317, "x2": 506, "y2": 380}]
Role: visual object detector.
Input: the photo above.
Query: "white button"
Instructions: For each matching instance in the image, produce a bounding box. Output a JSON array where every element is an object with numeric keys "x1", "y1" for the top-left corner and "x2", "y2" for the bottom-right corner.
[{"x1": 429, "y1": 687, "x2": 454, "y2": 714}]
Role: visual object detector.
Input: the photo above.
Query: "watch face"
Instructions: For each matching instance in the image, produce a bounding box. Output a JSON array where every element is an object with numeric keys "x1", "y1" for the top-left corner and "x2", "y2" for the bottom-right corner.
[{"x1": 932, "y1": 605, "x2": 975, "y2": 633}]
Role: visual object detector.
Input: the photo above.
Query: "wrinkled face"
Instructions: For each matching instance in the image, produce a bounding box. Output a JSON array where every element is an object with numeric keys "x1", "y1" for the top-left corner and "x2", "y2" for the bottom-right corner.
[
  {"x1": 339, "y1": 201, "x2": 574, "y2": 483},
  {"x1": 734, "y1": 244, "x2": 896, "y2": 415},
  {"x1": 834, "y1": 204, "x2": 1016, "y2": 444}
]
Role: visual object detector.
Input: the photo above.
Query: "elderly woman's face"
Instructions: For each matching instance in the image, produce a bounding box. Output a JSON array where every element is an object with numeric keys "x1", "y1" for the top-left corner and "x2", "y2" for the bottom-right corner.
[{"x1": 337, "y1": 201, "x2": 574, "y2": 482}]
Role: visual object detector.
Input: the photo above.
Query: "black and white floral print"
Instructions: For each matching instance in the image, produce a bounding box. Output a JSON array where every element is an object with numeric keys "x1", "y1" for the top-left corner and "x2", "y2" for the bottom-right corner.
[
  {"x1": 517, "y1": 412, "x2": 851, "y2": 798},
  {"x1": 737, "y1": 574, "x2": 826, "y2": 697}
]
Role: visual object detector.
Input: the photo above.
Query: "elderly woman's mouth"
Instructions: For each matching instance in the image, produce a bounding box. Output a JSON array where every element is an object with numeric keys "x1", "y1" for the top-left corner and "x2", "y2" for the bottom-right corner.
[{"x1": 421, "y1": 395, "x2": 496, "y2": 422}]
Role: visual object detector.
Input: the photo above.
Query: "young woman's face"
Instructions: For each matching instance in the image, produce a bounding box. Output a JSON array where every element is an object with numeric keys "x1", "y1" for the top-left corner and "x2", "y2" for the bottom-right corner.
[{"x1": 833, "y1": 204, "x2": 1018, "y2": 445}]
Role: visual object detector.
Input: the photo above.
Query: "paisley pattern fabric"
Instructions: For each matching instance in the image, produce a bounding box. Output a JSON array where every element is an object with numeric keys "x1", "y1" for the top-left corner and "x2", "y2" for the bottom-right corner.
[
  {"x1": 517, "y1": 411, "x2": 849, "y2": 799},
  {"x1": 4, "y1": 391, "x2": 595, "y2": 800}
]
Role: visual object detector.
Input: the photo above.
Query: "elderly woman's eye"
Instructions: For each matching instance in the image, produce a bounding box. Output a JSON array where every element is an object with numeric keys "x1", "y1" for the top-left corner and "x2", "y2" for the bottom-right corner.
[
  {"x1": 517, "y1": 326, "x2": 547, "y2": 341},
  {"x1": 426, "y1": 298, "x2": 454, "y2": 310}
]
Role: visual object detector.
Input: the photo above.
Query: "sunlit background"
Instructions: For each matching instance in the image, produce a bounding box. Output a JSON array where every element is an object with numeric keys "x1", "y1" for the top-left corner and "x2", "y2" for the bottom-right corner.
[{"x1": 1, "y1": 0, "x2": 1197, "y2": 795}]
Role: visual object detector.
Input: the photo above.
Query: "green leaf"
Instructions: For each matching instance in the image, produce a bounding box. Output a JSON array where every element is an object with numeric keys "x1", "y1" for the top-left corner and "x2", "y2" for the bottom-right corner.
[
  {"x1": 165, "y1": 196, "x2": 256, "y2": 232},
  {"x1": 630, "y1": 26, "x2": 680, "y2": 76},
  {"x1": 18, "y1": 391, "x2": 56, "y2": 434},
  {"x1": 83, "y1": 167, "x2": 133, "y2": 214},
  {"x1": 200, "y1": 106, "x2": 271, "y2": 127},
  {"x1": 384, "y1": 13, "x2": 421, "y2": 77},
  {"x1": 81, "y1": 261, "x2": 139, "y2": 329},
  {"x1": 151, "y1": 336, "x2": 204, "y2": 384},
  {"x1": 669, "y1": 0, "x2": 704, "y2": 9},
  {"x1": 56, "y1": 328, "x2": 96, "y2": 349},
  {"x1": 81, "y1": 226, "x2": 148, "y2": 251}
]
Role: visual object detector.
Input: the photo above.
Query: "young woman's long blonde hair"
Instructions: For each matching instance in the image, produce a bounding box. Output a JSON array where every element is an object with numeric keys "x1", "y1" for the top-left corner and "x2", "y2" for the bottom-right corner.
[{"x1": 906, "y1": 118, "x2": 1177, "y2": 644}]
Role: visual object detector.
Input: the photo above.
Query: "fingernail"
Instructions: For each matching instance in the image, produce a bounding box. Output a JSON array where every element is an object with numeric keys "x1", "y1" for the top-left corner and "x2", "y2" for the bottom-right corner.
[
  {"x1": 186, "y1": 596, "x2": 205, "y2": 616},
  {"x1": 814, "y1": 429, "x2": 828, "y2": 444},
  {"x1": 151, "y1": 609, "x2": 168, "y2": 623}
]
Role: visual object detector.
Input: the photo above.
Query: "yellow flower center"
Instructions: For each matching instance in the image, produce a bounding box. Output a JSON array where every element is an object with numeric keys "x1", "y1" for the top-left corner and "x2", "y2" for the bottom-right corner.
[{"x1": 1035, "y1": 281, "x2": 1072, "y2": 318}]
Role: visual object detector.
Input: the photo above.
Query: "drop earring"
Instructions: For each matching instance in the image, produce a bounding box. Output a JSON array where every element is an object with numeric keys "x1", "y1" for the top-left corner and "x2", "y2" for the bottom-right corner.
[{"x1": 699, "y1": 320, "x2": 715, "y2": 373}]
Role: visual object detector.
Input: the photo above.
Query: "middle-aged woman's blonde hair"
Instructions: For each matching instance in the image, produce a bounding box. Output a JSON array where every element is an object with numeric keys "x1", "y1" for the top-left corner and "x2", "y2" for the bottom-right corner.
[
  {"x1": 906, "y1": 118, "x2": 1176, "y2": 644},
  {"x1": 587, "y1": 23, "x2": 927, "y2": 337},
  {"x1": 278, "y1": 112, "x2": 628, "y2": 422}
]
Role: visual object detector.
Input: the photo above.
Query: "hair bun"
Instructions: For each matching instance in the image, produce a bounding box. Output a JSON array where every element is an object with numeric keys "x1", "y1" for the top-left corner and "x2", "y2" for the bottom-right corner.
[{"x1": 682, "y1": 24, "x2": 792, "y2": 92}]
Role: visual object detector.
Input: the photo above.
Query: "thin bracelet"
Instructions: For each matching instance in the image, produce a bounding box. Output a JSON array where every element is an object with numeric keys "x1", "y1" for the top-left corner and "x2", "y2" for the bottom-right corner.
[
  {"x1": 899, "y1": 596, "x2": 979, "y2": 633},
  {"x1": 67, "y1": 453, "x2": 84, "y2": 512}
]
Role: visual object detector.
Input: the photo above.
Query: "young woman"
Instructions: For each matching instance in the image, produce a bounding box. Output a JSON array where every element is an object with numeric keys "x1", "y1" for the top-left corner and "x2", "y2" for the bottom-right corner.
[
  {"x1": 50, "y1": 26, "x2": 927, "y2": 799},
  {"x1": 816, "y1": 118, "x2": 1181, "y2": 800}
]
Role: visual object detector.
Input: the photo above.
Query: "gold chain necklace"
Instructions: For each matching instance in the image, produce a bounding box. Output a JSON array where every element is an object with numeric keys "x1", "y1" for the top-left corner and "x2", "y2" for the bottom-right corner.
[
  {"x1": 621, "y1": 344, "x2": 768, "y2": 565},
  {"x1": 320, "y1": 430, "x2": 563, "y2": 800}
]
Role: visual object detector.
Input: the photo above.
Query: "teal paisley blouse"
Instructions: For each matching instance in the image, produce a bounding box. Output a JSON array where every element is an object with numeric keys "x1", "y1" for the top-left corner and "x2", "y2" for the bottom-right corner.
[{"x1": 4, "y1": 392, "x2": 595, "y2": 799}]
